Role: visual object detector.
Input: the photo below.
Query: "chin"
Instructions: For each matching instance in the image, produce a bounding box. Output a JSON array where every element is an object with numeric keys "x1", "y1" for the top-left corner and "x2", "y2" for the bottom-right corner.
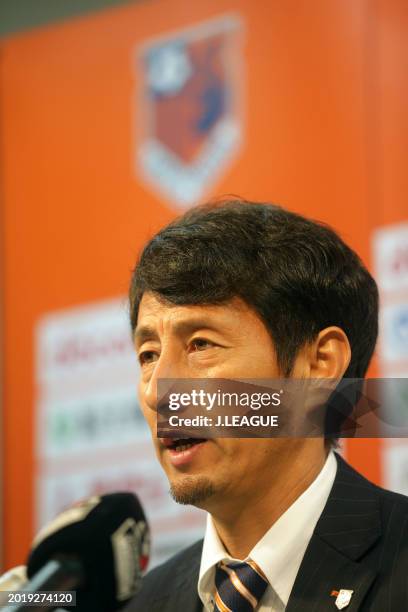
[{"x1": 169, "y1": 475, "x2": 216, "y2": 506}]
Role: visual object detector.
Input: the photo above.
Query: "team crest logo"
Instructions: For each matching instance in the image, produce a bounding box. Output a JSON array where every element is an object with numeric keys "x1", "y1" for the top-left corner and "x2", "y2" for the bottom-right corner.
[
  {"x1": 335, "y1": 589, "x2": 354, "y2": 609},
  {"x1": 137, "y1": 15, "x2": 243, "y2": 208}
]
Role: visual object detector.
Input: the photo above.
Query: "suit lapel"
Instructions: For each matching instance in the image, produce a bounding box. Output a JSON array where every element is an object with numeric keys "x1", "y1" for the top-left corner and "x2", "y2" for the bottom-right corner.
[
  {"x1": 286, "y1": 454, "x2": 381, "y2": 612},
  {"x1": 149, "y1": 540, "x2": 202, "y2": 612},
  {"x1": 175, "y1": 562, "x2": 202, "y2": 612},
  {"x1": 285, "y1": 535, "x2": 377, "y2": 611}
]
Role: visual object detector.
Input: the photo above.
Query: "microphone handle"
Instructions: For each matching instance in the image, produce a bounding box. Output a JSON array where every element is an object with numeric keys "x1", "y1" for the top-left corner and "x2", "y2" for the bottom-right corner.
[
  {"x1": 0, "y1": 566, "x2": 27, "y2": 590},
  {"x1": 3, "y1": 559, "x2": 83, "y2": 612}
]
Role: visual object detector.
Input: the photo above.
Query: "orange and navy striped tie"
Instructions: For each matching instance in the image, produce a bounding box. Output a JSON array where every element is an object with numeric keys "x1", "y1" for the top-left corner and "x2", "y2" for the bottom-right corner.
[{"x1": 214, "y1": 559, "x2": 269, "y2": 611}]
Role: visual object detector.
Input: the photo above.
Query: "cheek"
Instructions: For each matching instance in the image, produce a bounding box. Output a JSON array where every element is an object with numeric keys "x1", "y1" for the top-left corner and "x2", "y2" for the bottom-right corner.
[
  {"x1": 218, "y1": 349, "x2": 280, "y2": 379},
  {"x1": 218, "y1": 440, "x2": 248, "y2": 465},
  {"x1": 138, "y1": 400, "x2": 156, "y2": 431},
  {"x1": 146, "y1": 411, "x2": 156, "y2": 432},
  {"x1": 232, "y1": 440, "x2": 274, "y2": 470}
]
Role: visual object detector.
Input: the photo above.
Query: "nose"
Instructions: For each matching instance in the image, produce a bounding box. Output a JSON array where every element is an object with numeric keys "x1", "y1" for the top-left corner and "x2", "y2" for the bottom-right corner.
[{"x1": 142, "y1": 348, "x2": 186, "y2": 412}]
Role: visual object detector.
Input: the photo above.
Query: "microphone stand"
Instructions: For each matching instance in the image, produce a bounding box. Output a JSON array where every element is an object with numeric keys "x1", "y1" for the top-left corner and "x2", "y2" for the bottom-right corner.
[{"x1": 3, "y1": 559, "x2": 83, "y2": 612}]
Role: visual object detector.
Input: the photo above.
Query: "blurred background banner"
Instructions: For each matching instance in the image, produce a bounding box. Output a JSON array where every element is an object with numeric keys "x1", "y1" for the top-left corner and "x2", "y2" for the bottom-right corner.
[
  {"x1": 373, "y1": 222, "x2": 408, "y2": 494},
  {"x1": 35, "y1": 298, "x2": 205, "y2": 567},
  {"x1": 0, "y1": 0, "x2": 407, "y2": 571}
]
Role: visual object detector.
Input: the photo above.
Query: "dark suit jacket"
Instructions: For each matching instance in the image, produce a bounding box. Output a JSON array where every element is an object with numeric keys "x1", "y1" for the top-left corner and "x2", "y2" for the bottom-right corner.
[{"x1": 124, "y1": 454, "x2": 408, "y2": 611}]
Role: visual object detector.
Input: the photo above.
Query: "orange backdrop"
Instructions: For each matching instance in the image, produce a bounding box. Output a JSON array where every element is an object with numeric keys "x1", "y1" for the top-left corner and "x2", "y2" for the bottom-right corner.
[{"x1": 1, "y1": 0, "x2": 406, "y2": 568}]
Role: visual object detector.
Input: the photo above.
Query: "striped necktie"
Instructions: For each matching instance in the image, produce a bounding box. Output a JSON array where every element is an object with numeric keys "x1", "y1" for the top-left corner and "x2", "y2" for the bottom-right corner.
[{"x1": 214, "y1": 559, "x2": 269, "y2": 611}]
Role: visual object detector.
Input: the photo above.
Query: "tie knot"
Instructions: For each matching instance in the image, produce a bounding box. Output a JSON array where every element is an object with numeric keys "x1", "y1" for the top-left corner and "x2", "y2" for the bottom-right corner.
[{"x1": 214, "y1": 559, "x2": 269, "y2": 611}]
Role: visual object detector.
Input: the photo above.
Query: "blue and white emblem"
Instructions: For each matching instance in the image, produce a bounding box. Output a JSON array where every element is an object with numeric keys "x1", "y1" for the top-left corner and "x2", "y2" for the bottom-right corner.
[
  {"x1": 335, "y1": 589, "x2": 354, "y2": 610},
  {"x1": 136, "y1": 15, "x2": 243, "y2": 208}
]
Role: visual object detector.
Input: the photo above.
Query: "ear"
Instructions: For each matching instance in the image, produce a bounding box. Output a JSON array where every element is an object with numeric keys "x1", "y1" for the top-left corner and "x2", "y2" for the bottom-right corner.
[{"x1": 307, "y1": 326, "x2": 351, "y2": 378}]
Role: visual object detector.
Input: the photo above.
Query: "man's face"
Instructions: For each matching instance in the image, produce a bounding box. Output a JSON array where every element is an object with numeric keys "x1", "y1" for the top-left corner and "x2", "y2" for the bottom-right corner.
[{"x1": 135, "y1": 291, "x2": 307, "y2": 512}]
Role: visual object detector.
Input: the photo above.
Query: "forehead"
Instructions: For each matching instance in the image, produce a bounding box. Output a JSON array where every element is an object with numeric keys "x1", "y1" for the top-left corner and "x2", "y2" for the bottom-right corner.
[{"x1": 134, "y1": 291, "x2": 267, "y2": 342}]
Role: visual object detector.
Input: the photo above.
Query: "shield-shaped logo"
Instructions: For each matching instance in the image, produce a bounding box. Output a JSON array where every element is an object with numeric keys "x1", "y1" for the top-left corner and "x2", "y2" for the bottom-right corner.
[
  {"x1": 335, "y1": 589, "x2": 354, "y2": 610},
  {"x1": 137, "y1": 14, "x2": 243, "y2": 208}
]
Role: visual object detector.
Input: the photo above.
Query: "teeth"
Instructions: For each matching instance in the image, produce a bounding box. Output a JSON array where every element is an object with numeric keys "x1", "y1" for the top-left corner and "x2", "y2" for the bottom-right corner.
[
  {"x1": 170, "y1": 439, "x2": 206, "y2": 453},
  {"x1": 175, "y1": 443, "x2": 193, "y2": 452}
]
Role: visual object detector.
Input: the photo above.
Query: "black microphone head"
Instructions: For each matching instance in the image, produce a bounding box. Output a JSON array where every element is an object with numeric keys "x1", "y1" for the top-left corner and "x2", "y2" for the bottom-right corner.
[{"x1": 27, "y1": 492, "x2": 150, "y2": 612}]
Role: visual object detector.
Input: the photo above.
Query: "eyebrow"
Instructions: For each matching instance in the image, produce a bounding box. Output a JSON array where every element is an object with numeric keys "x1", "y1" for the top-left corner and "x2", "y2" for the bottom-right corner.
[
  {"x1": 134, "y1": 317, "x2": 224, "y2": 347},
  {"x1": 134, "y1": 325, "x2": 158, "y2": 347}
]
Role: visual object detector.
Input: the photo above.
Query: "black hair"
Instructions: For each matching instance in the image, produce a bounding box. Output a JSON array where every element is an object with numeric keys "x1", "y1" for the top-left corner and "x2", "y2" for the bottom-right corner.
[{"x1": 129, "y1": 199, "x2": 378, "y2": 382}]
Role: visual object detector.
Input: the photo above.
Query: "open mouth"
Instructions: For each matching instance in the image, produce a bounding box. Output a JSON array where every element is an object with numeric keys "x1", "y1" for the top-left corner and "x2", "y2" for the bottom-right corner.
[{"x1": 161, "y1": 437, "x2": 207, "y2": 453}]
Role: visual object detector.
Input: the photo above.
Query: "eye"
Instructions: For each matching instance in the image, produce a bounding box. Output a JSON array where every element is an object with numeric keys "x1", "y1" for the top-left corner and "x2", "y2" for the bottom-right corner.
[
  {"x1": 138, "y1": 350, "x2": 158, "y2": 366},
  {"x1": 190, "y1": 338, "x2": 215, "y2": 351}
]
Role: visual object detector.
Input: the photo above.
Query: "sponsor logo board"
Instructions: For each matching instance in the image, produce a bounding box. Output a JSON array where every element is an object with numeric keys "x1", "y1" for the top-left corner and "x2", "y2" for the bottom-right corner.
[{"x1": 35, "y1": 298, "x2": 205, "y2": 567}]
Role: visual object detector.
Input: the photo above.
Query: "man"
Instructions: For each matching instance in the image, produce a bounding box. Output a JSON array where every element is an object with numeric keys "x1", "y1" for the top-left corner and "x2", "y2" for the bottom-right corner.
[{"x1": 125, "y1": 200, "x2": 408, "y2": 611}]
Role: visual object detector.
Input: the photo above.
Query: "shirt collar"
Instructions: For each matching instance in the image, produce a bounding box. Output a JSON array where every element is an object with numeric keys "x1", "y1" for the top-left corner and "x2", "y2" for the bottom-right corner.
[{"x1": 198, "y1": 450, "x2": 337, "y2": 607}]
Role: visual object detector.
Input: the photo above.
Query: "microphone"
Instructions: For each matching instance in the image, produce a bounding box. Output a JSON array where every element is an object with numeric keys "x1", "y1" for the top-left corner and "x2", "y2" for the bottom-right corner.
[
  {"x1": 4, "y1": 492, "x2": 149, "y2": 612},
  {"x1": 0, "y1": 566, "x2": 27, "y2": 591}
]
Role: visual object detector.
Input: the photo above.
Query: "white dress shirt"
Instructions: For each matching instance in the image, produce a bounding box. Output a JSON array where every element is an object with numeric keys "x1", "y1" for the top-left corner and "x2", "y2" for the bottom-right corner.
[{"x1": 198, "y1": 451, "x2": 337, "y2": 611}]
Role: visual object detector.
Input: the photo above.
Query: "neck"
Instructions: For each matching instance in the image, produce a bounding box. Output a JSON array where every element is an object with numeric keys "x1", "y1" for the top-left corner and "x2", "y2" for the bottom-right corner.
[{"x1": 210, "y1": 442, "x2": 328, "y2": 560}]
